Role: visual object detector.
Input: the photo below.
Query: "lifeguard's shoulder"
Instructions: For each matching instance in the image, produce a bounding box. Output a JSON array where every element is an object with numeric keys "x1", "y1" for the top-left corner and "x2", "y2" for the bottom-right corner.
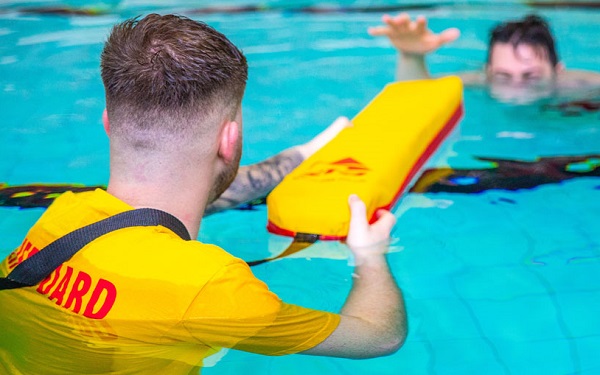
[{"x1": 93, "y1": 226, "x2": 245, "y2": 276}]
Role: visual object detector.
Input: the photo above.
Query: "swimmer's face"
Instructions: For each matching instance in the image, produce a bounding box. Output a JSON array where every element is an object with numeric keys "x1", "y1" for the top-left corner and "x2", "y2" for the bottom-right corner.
[
  {"x1": 486, "y1": 43, "x2": 562, "y2": 103},
  {"x1": 487, "y1": 43, "x2": 557, "y2": 85}
]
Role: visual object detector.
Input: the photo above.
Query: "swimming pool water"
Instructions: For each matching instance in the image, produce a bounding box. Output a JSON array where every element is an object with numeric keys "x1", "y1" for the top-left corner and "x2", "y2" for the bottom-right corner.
[{"x1": 1, "y1": 1, "x2": 599, "y2": 374}]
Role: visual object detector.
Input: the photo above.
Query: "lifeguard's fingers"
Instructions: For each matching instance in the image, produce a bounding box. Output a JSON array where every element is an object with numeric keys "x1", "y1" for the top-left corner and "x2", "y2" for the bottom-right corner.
[
  {"x1": 315, "y1": 116, "x2": 350, "y2": 142},
  {"x1": 332, "y1": 116, "x2": 352, "y2": 129},
  {"x1": 348, "y1": 194, "x2": 368, "y2": 232},
  {"x1": 299, "y1": 117, "x2": 351, "y2": 158},
  {"x1": 371, "y1": 209, "x2": 397, "y2": 234}
]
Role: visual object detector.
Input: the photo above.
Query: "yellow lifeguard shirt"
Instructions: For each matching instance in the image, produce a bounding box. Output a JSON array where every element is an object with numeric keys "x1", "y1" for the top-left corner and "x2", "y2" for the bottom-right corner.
[{"x1": 0, "y1": 189, "x2": 340, "y2": 374}]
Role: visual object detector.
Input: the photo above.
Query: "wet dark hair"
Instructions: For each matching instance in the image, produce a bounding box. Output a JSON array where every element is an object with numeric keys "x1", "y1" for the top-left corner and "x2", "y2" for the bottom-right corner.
[
  {"x1": 487, "y1": 15, "x2": 559, "y2": 67},
  {"x1": 101, "y1": 14, "x2": 248, "y2": 133}
]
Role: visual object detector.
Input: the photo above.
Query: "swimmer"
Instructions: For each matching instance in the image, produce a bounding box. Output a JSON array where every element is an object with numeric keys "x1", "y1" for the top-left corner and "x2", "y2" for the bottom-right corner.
[{"x1": 368, "y1": 13, "x2": 600, "y2": 103}]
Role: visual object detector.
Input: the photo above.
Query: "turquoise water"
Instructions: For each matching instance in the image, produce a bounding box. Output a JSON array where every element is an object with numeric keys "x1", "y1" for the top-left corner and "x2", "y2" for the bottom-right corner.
[{"x1": 1, "y1": 1, "x2": 600, "y2": 374}]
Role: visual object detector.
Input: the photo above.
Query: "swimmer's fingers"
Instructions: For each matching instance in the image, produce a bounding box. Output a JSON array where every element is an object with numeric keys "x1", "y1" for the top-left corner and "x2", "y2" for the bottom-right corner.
[
  {"x1": 414, "y1": 15, "x2": 427, "y2": 34},
  {"x1": 438, "y1": 27, "x2": 461, "y2": 45},
  {"x1": 369, "y1": 13, "x2": 452, "y2": 55},
  {"x1": 367, "y1": 25, "x2": 391, "y2": 37},
  {"x1": 368, "y1": 13, "x2": 410, "y2": 37},
  {"x1": 387, "y1": 13, "x2": 411, "y2": 32}
]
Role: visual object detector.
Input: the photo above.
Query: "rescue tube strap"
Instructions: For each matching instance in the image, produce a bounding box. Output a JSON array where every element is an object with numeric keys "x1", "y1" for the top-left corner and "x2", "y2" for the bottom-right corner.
[{"x1": 0, "y1": 208, "x2": 190, "y2": 291}]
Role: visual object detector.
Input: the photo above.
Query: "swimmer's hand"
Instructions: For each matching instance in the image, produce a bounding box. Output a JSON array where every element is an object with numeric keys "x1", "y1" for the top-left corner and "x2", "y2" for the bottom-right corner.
[
  {"x1": 296, "y1": 116, "x2": 351, "y2": 159},
  {"x1": 346, "y1": 194, "x2": 396, "y2": 264},
  {"x1": 368, "y1": 13, "x2": 460, "y2": 56}
]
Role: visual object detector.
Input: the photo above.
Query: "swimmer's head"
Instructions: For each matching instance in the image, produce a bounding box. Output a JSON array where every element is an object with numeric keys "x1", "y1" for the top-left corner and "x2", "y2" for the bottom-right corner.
[{"x1": 485, "y1": 15, "x2": 563, "y2": 88}]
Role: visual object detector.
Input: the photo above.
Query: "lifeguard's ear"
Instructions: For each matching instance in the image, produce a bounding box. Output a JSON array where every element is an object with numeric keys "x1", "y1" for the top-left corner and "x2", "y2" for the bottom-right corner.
[
  {"x1": 217, "y1": 120, "x2": 240, "y2": 163},
  {"x1": 102, "y1": 109, "x2": 110, "y2": 135},
  {"x1": 554, "y1": 62, "x2": 566, "y2": 74}
]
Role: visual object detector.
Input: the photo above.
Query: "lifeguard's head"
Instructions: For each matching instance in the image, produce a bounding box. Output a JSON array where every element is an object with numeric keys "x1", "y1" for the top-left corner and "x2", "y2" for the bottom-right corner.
[
  {"x1": 486, "y1": 15, "x2": 564, "y2": 87},
  {"x1": 100, "y1": 14, "x2": 248, "y2": 200}
]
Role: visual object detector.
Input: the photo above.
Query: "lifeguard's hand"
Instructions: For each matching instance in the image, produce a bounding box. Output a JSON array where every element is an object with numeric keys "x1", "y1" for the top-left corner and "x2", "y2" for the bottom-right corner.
[
  {"x1": 346, "y1": 194, "x2": 396, "y2": 262},
  {"x1": 368, "y1": 13, "x2": 460, "y2": 56},
  {"x1": 297, "y1": 116, "x2": 351, "y2": 159}
]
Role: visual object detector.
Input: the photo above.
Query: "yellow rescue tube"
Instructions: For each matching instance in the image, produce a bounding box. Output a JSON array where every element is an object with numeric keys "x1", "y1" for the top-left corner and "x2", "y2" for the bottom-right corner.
[{"x1": 267, "y1": 76, "x2": 464, "y2": 240}]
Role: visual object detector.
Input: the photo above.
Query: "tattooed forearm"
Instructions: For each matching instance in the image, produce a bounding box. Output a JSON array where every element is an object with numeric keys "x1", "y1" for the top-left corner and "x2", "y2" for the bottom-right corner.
[{"x1": 204, "y1": 147, "x2": 305, "y2": 215}]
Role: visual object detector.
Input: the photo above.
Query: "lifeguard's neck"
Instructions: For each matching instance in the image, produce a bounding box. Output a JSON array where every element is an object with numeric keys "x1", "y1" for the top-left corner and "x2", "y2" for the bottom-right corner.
[{"x1": 106, "y1": 156, "x2": 216, "y2": 240}]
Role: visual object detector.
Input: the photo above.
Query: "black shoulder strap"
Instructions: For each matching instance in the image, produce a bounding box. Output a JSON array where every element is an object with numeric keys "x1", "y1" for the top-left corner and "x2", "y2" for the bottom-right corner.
[{"x1": 0, "y1": 208, "x2": 190, "y2": 291}]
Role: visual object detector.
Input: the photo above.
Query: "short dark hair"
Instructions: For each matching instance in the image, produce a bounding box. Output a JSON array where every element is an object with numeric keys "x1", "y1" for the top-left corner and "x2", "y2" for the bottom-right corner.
[
  {"x1": 101, "y1": 14, "x2": 248, "y2": 134},
  {"x1": 487, "y1": 14, "x2": 559, "y2": 66}
]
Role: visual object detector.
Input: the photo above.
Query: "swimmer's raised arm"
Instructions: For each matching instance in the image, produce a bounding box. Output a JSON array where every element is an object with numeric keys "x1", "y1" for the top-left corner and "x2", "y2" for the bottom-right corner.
[
  {"x1": 368, "y1": 13, "x2": 460, "y2": 82},
  {"x1": 205, "y1": 116, "x2": 351, "y2": 215},
  {"x1": 302, "y1": 195, "x2": 407, "y2": 358}
]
